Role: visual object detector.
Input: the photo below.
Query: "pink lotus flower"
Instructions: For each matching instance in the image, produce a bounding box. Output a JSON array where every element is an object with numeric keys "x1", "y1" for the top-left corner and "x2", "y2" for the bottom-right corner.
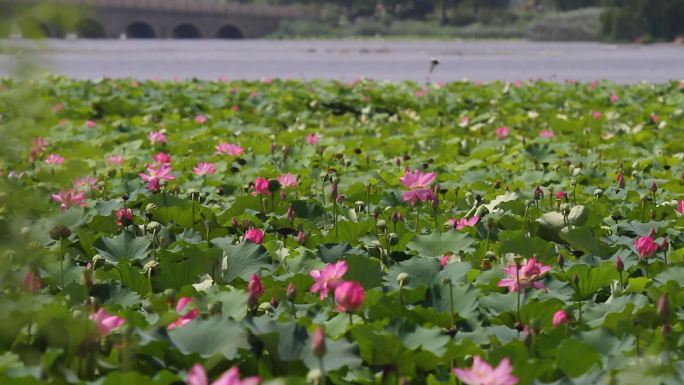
[
  {"x1": 610, "y1": 94, "x2": 619, "y2": 103},
  {"x1": 29, "y1": 137, "x2": 48, "y2": 163},
  {"x1": 73, "y1": 176, "x2": 99, "y2": 191},
  {"x1": 453, "y1": 356, "x2": 518, "y2": 385},
  {"x1": 22, "y1": 271, "x2": 42, "y2": 293},
  {"x1": 89, "y1": 308, "x2": 125, "y2": 336},
  {"x1": 310, "y1": 260, "x2": 347, "y2": 300},
  {"x1": 651, "y1": 114, "x2": 659, "y2": 124},
  {"x1": 334, "y1": 281, "x2": 365, "y2": 312},
  {"x1": 592, "y1": 111, "x2": 602, "y2": 120},
  {"x1": 676, "y1": 200, "x2": 684, "y2": 215},
  {"x1": 116, "y1": 208, "x2": 134, "y2": 226},
  {"x1": 635, "y1": 235, "x2": 658, "y2": 258},
  {"x1": 244, "y1": 228, "x2": 264, "y2": 244},
  {"x1": 216, "y1": 143, "x2": 244, "y2": 157},
  {"x1": 45, "y1": 154, "x2": 65, "y2": 166},
  {"x1": 495, "y1": 126, "x2": 510, "y2": 139},
  {"x1": 252, "y1": 177, "x2": 271, "y2": 196},
  {"x1": 552, "y1": 310, "x2": 569, "y2": 327},
  {"x1": 497, "y1": 258, "x2": 552, "y2": 293},
  {"x1": 555, "y1": 191, "x2": 566, "y2": 200},
  {"x1": 449, "y1": 216, "x2": 480, "y2": 230},
  {"x1": 193, "y1": 162, "x2": 217, "y2": 176},
  {"x1": 139, "y1": 164, "x2": 175, "y2": 192},
  {"x1": 148, "y1": 130, "x2": 167, "y2": 145},
  {"x1": 231, "y1": 105, "x2": 240, "y2": 112},
  {"x1": 187, "y1": 364, "x2": 260, "y2": 385},
  {"x1": 306, "y1": 133, "x2": 320, "y2": 145},
  {"x1": 51, "y1": 103, "x2": 64, "y2": 113},
  {"x1": 51, "y1": 190, "x2": 87, "y2": 211},
  {"x1": 399, "y1": 169, "x2": 436, "y2": 205},
  {"x1": 278, "y1": 173, "x2": 297, "y2": 189},
  {"x1": 248, "y1": 274, "x2": 264, "y2": 303},
  {"x1": 168, "y1": 297, "x2": 200, "y2": 330},
  {"x1": 86, "y1": 120, "x2": 97, "y2": 128},
  {"x1": 539, "y1": 130, "x2": 555, "y2": 138},
  {"x1": 415, "y1": 88, "x2": 428, "y2": 97},
  {"x1": 195, "y1": 115, "x2": 208, "y2": 124},
  {"x1": 153, "y1": 152, "x2": 172, "y2": 165},
  {"x1": 107, "y1": 155, "x2": 125, "y2": 166},
  {"x1": 459, "y1": 116, "x2": 470, "y2": 127}
]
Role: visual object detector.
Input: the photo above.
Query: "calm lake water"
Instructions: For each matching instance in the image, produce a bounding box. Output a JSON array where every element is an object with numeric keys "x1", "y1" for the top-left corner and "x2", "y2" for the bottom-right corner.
[{"x1": 1, "y1": 39, "x2": 683, "y2": 83}]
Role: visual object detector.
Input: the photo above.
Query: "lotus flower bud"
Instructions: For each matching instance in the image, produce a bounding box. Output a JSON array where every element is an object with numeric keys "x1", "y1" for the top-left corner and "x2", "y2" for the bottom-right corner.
[
  {"x1": 296, "y1": 230, "x2": 306, "y2": 245},
  {"x1": 650, "y1": 181, "x2": 657, "y2": 193},
  {"x1": 657, "y1": 293, "x2": 669, "y2": 320},
  {"x1": 391, "y1": 211, "x2": 403, "y2": 223},
  {"x1": 557, "y1": 254, "x2": 565, "y2": 269},
  {"x1": 312, "y1": 326, "x2": 326, "y2": 358},
  {"x1": 287, "y1": 206, "x2": 295, "y2": 222},
  {"x1": 287, "y1": 282, "x2": 297, "y2": 301},
  {"x1": 615, "y1": 256, "x2": 624, "y2": 272}
]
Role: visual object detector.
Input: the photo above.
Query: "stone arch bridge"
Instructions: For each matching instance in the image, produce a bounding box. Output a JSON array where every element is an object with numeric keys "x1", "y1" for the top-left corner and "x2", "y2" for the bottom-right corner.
[{"x1": 0, "y1": 0, "x2": 318, "y2": 39}]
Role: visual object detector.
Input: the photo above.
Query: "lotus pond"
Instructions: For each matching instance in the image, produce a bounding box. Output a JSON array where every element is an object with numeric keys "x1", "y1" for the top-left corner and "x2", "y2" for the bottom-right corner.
[{"x1": 1, "y1": 77, "x2": 684, "y2": 385}]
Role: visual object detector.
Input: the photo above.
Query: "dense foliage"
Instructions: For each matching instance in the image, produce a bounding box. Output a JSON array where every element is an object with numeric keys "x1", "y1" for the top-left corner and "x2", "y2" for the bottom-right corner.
[{"x1": 1, "y1": 77, "x2": 684, "y2": 385}]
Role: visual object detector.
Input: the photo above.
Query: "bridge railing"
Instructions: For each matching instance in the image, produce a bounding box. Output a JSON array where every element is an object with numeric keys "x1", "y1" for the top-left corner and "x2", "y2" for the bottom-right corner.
[{"x1": 3, "y1": 0, "x2": 320, "y2": 19}]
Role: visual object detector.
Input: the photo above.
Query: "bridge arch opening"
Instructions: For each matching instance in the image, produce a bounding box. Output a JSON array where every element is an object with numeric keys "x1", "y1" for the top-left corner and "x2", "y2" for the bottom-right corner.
[
  {"x1": 172, "y1": 24, "x2": 202, "y2": 39},
  {"x1": 216, "y1": 25, "x2": 243, "y2": 39},
  {"x1": 17, "y1": 17, "x2": 53, "y2": 38},
  {"x1": 126, "y1": 22, "x2": 156, "y2": 39},
  {"x1": 75, "y1": 18, "x2": 106, "y2": 38}
]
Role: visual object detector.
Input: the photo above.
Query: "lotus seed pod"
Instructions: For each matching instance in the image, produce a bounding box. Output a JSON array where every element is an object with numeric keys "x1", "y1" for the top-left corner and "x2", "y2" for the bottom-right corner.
[
  {"x1": 593, "y1": 188, "x2": 603, "y2": 197},
  {"x1": 376, "y1": 219, "x2": 387, "y2": 231},
  {"x1": 397, "y1": 272, "x2": 409, "y2": 285},
  {"x1": 49, "y1": 224, "x2": 71, "y2": 241},
  {"x1": 20, "y1": 227, "x2": 30, "y2": 240},
  {"x1": 388, "y1": 233, "x2": 400, "y2": 246}
]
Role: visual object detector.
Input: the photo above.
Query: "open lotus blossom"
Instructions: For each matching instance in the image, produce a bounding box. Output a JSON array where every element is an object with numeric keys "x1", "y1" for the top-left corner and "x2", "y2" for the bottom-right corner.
[
  {"x1": 244, "y1": 228, "x2": 264, "y2": 244},
  {"x1": 168, "y1": 297, "x2": 200, "y2": 330},
  {"x1": 306, "y1": 133, "x2": 320, "y2": 145},
  {"x1": 107, "y1": 155, "x2": 125, "y2": 166},
  {"x1": 193, "y1": 162, "x2": 217, "y2": 176},
  {"x1": 139, "y1": 164, "x2": 175, "y2": 191},
  {"x1": 22, "y1": 271, "x2": 42, "y2": 293},
  {"x1": 148, "y1": 130, "x2": 167, "y2": 145},
  {"x1": 453, "y1": 356, "x2": 518, "y2": 385},
  {"x1": 86, "y1": 120, "x2": 97, "y2": 128},
  {"x1": 187, "y1": 364, "x2": 260, "y2": 385},
  {"x1": 216, "y1": 142, "x2": 244, "y2": 156},
  {"x1": 51, "y1": 190, "x2": 87, "y2": 211},
  {"x1": 593, "y1": 111, "x2": 602, "y2": 120},
  {"x1": 459, "y1": 116, "x2": 470, "y2": 127},
  {"x1": 552, "y1": 310, "x2": 569, "y2": 327},
  {"x1": 677, "y1": 200, "x2": 684, "y2": 215},
  {"x1": 635, "y1": 234, "x2": 659, "y2": 258},
  {"x1": 399, "y1": 169, "x2": 436, "y2": 205},
  {"x1": 90, "y1": 308, "x2": 125, "y2": 336},
  {"x1": 539, "y1": 130, "x2": 555, "y2": 138},
  {"x1": 498, "y1": 258, "x2": 552, "y2": 293},
  {"x1": 195, "y1": 115, "x2": 208, "y2": 124},
  {"x1": 153, "y1": 152, "x2": 172, "y2": 165},
  {"x1": 310, "y1": 260, "x2": 347, "y2": 300},
  {"x1": 495, "y1": 126, "x2": 510, "y2": 139},
  {"x1": 610, "y1": 94, "x2": 619, "y2": 103},
  {"x1": 29, "y1": 137, "x2": 48, "y2": 163},
  {"x1": 334, "y1": 281, "x2": 365, "y2": 312},
  {"x1": 449, "y1": 216, "x2": 480, "y2": 230},
  {"x1": 278, "y1": 173, "x2": 297, "y2": 189},
  {"x1": 73, "y1": 176, "x2": 99, "y2": 191},
  {"x1": 555, "y1": 191, "x2": 566, "y2": 200},
  {"x1": 45, "y1": 154, "x2": 65, "y2": 166},
  {"x1": 252, "y1": 177, "x2": 271, "y2": 196}
]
